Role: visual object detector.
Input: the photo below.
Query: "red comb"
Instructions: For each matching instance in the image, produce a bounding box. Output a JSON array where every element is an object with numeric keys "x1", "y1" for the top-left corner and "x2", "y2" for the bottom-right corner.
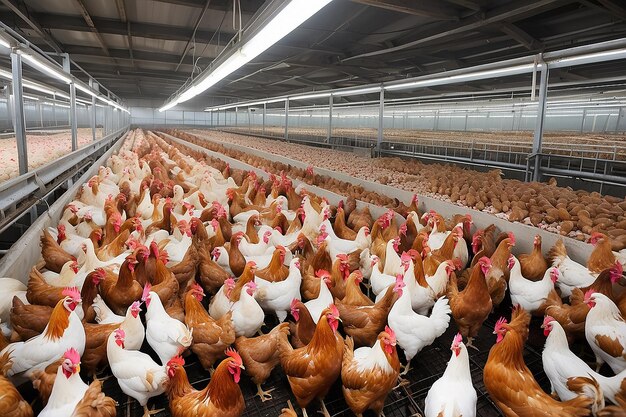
[{"x1": 62, "y1": 287, "x2": 81, "y2": 301}]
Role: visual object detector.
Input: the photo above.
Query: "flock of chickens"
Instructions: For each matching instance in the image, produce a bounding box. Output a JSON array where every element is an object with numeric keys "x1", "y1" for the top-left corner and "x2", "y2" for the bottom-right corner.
[{"x1": 0, "y1": 128, "x2": 625, "y2": 417}]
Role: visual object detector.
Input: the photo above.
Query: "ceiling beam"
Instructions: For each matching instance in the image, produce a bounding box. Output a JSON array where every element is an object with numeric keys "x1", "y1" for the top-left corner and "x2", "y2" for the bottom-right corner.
[
  {"x1": 500, "y1": 21, "x2": 544, "y2": 50},
  {"x1": 72, "y1": 0, "x2": 112, "y2": 59},
  {"x1": 596, "y1": 0, "x2": 626, "y2": 21},
  {"x1": 62, "y1": 45, "x2": 205, "y2": 66},
  {"x1": 0, "y1": 12, "x2": 235, "y2": 45},
  {"x1": 151, "y1": 0, "x2": 261, "y2": 13},
  {"x1": 0, "y1": 0, "x2": 62, "y2": 52},
  {"x1": 350, "y1": 0, "x2": 460, "y2": 20},
  {"x1": 440, "y1": 0, "x2": 482, "y2": 11},
  {"x1": 175, "y1": 0, "x2": 213, "y2": 72},
  {"x1": 342, "y1": 0, "x2": 569, "y2": 62}
]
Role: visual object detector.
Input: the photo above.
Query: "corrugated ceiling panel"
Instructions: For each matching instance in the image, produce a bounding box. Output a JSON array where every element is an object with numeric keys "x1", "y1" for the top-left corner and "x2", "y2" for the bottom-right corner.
[{"x1": 125, "y1": 0, "x2": 199, "y2": 27}]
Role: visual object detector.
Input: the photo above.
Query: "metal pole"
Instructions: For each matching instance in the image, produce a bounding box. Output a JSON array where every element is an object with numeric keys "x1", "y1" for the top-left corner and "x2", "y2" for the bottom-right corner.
[
  {"x1": 327, "y1": 94, "x2": 333, "y2": 143},
  {"x1": 69, "y1": 82, "x2": 77, "y2": 150},
  {"x1": 38, "y1": 100, "x2": 43, "y2": 128},
  {"x1": 262, "y1": 102, "x2": 266, "y2": 134},
  {"x1": 11, "y1": 52, "x2": 28, "y2": 175},
  {"x1": 532, "y1": 61, "x2": 549, "y2": 182},
  {"x1": 90, "y1": 79, "x2": 97, "y2": 141},
  {"x1": 247, "y1": 107, "x2": 251, "y2": 133},
  {"x1": 235, "y1": 107, "x2": 238, "y2": 128},
  {"x1": 52, "y1": 93, "x2": 57, "y2": 126},
  {"x1": 284, "y1": 98, "x2": 289, "y2": 141},
  {"x1": 377, "y1": 88, "x2": 384, "y2": 156}
]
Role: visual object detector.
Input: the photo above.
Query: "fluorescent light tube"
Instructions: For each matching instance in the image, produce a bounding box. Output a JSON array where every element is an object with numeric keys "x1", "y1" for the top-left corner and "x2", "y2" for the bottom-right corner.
[
  {"x1": 291, "y1": 92, "x2": 331, "y2": 101},
  {"x1": 19, "y1": 52, "x2": 71, "y2": 84},
  {"x1": 335, "y1": 86, "x2": 381, "y2": 96},
  {"x1": 160, "y1": 0, "x2": 333, "y2": 111}
]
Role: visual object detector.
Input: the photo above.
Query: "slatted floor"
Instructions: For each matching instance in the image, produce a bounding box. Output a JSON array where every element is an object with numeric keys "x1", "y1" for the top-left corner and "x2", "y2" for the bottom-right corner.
[{"x1": 18, "y1": 297, "x2": 600, "y2": 417}]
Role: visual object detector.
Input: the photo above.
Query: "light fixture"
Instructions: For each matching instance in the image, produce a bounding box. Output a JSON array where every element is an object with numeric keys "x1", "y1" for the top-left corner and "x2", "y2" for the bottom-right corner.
[
  {"x1": 550, "y1": 48, "x2": 626, "y2": 68},
  {"x1": 385, "y1": 64, "x2": 537, "y2": 91},
  {"x1": 335, "y1": 86, "x2": 381, "y2": 96},
  {"x1": 291, "y1": 92, "x2": 331, "y2": 101},
  {"x1": 160, "y1": 0, "x2": 333, "y2": 111},
  {"x1": 18, "y1": 51, "x2": 71, "y2": 84}
]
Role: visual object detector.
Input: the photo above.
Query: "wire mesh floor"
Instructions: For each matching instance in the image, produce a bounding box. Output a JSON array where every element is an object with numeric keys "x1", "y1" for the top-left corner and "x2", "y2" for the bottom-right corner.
[{"x1": 18, "y1": 297, "x2": 600, "y2": 417}]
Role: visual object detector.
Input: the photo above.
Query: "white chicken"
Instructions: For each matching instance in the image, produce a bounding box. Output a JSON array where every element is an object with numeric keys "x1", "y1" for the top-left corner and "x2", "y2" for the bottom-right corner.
[
  {"x1": 91, "y1": 294, "x2": 124, "y2": 324},
  {"x1": 107, "y1": 328, "x2": 167, "y2": 417},
  {"x1": 304, "y1": 270, "x2": 335, "y2": 324},
  {"x1": 382, "y1": 237, "x2": 403, "y2": 276},
  {"x1": 1, "y1": 288, "x2": 85, "y2": 378},
  {"x1": 0, "y1": 278, "x2": 27, "y2": 332},
  {"x1": 584, "y1": 292, "x2": 626, "y2": 374},
  {"x1": 239, "y1": 229, "x2": 274, "y2": 256},
  {"x1": 425, "y1": 333, "x2": 477, "y2": 417},
  {"x1": 549, "y1": 239, "x2": 596, "y2": 298},
  {"x1": 37, "y1": 348, "x2": 89, "y2": 417},
  {"x1": 508, "y1": 256, "x2": 561, "y2": 315},
  {"x1": 208, "y1": 277, "x2": 238, "y2": 320},
  {"x1": 142, "y1": 284, "x2": 193, "y2": 365},
  {"x1": 369, "y1": 255, "x2": 396, "y2": 297},
  {"x1": 230, "y1": 281, "x2": 264, "y2": 337},
  {"x1": 255, "y1": 257, "x2": 302, "y2": 321}
]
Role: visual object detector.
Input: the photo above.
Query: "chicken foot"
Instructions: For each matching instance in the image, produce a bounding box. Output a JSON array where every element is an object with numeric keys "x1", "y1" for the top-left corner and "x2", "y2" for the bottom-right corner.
[
  {"x1": 318, "y1": 399, "x2": 331, "y2": 417},
  {"x1": 399, "y1": 360, "x2": 412, "y2": 376},
  {"x1": 465, "y1": 337, "x2": 479, "y2": 351},
  {"x1": 143, "y1": 404, "x2": 164, "y2": 417},
  {"x1": 255, "y1": 383, "x2": 275, "y2": 402}
]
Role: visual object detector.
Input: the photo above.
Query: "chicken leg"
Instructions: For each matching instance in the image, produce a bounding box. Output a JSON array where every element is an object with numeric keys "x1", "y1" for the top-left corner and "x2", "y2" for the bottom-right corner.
[
  {"x1": 143, "y1": 404, "x2": 165, "y2": 417},
  {"x1": 465, "y1": 337, "x2": 479, "y2": 351},
  {"x1": 318, "y1": 400, "x2": 331, "y2": 417},
  {"x1": 399, "y1": 360, "x2": 412, "y2": 376},
  {"x1": 256, "y1": 383, "x2": 275, "y2": 402}
]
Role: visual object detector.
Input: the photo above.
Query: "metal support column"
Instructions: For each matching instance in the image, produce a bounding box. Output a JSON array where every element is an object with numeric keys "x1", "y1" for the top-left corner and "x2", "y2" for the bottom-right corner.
[
  {"x1": 377, "y1": 87, "x2": 384, "y2": 156},
  {"x1": 235, "y1": 107, "x2": 238, "y2": 127},
  {"x1": 52, "y1": 93, "x2": 57, "y2": 126},
  {"x1": 327, "y1": 94, "x2": 333, "y2": 143},
  {"x1": 210, "y1": 111, "x2": 213, "y2": 127},
  {"x1": 90, "y1": 79, "x2": 97, "y2": 141},
  {"x1": 247, "y1": 107, "x2": 251, "y2": 133},
  {"x1": 262, "y1": 102, "x2": 266, "y2": 134},
  {"x1": 284, "y1": 98, "x2": 289, "y2": 141},
  {"x1": 69, "y1": 82, "x2": 77, "y2": 150},
  {"x1": 11, "y1": 52, "x2": 28, "y2": 175},
  {"x1": 532, "y1": 61, "x2": 549, "y2": 182}
]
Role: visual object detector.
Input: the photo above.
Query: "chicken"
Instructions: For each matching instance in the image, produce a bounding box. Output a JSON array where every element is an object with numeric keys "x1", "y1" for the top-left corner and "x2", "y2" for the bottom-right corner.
[
  {"x1": 165, "y1": 350, "x2": 245, "y2": 417},
  {"x1": 183, "y1": 284, "x2": 235, "y2": 371},
  {"x1": 348, "y1": 205, "x2": 373, "y2": 232},
  {"x1": 484, "y1": 306, "x2": 593, "y2": 417},
  {"x1": 107, "y1": 328, "x2": 167, "y2": 417},
  {"x1": 235, "y1": 322, "x2": 290, "y2": 401},
  {"x1": 334, "y1": 207, "x2": 357, "y2": 240},
  {"x1": 304, "y1": 270, "x2": 334, "y2": 324},
  {"x1": 388, "y1": 275, "x2": 451, "y2": 377},
  {"x1": 337, "y1": 274, "x2": 401, "y2": 347},
  {"x1": 584, "y1": 292, "x2": 626, "y2": 374},
  {"x1": 518, "y1": 234, "x2": 548, "y2": 281},
  {"x1": 142, "y1": 284, "x2": 193, "y2": 365},
  {"x1": 549, "y1": 239, "x2": 596, "y2": 298},
  {"x1": 140, "y1": 242, "x2": 180, "y2": 312},
  {"x1": 40, "y1": 229, "x2": 75, "y2": 274},
  {"x1": 289, "y1": 299, "x2": 316, "y2": 348},
  {"x1": 10, "y1": 296, "x2": 52, "y2": 340},
  {"x1": 0, "y1": 350, "x2": 33, "y2": 417},
  {"x1": 425, "y1": 334, "x2": 477, "y2": 417},
  {"x1": 341, "y1": 328, "x2": 401, "y2": 416},
  {"x1": 508, "y1": 256, "x2": 562, "y2": 316},
  {"x1": 1, "y1": 288, "x2": 85, "y2": 378},
  {"x1": 230, "y1": 281, "x2": 265, "y2": 337},
  {"x1": 99, "y1": 251, "x2": 143, "y2": 315},
  {"x1": 340, "y1": 270, "x2": 372, "y2": 306},
  {"x1": 255, "y1": 246, "x2": 289, "y2": 282},
  {"x1": 542, "y1": 316, "x2": 623, "y2": 407},
  {"x1": 0, "y1": 278, "x2": 27, "y2": 330},
  {"x1": 82, "y1": 300, "x2": 144, "y2": 375},
  {"x1": 278, "y1": 305, "x2": 343, "y2": 417},
  {"x1": 448, "y1": 257, "x2": 493, "y2": 350},
  {"x1": 37, "y1": 348, "x2": 116, "y2": 417},
  {"x1": 27, "y1": 266, "x2": 76, "y2": 308},
  {"x1": 301, "y1": 240, "x2": 332, "y2": 300},
  {"x1": 588, "y1": 232, "x2": 618, "y2": 274},
  {"x1": 255, "y1": 257, "x2": 302, "y2": 321},
  {"x1": 487, "y1": 234, "x2": 515, "y2": 307}
]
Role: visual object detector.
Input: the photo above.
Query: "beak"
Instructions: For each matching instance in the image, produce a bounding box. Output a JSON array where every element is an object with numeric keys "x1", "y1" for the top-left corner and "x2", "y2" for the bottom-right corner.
[
  {"x1": 240, "y1": 364, "x2": 246, "y2": 370},
  {"x1": 76, "y1": 364, "x2": 81, "y2": 373},
  {"x1": 492, "y1": 330, "x2": 497, "y2": 334}
]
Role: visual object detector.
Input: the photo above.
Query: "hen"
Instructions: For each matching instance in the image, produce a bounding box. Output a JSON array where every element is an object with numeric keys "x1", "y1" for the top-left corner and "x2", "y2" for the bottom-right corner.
[
  {"x1": 289, "y1": 299, "x2": 316, "y2": 348},
  {"x1": 484, "y1": 306, "x2": 592, "y2": 417},
  {"x1": 341, "y1": 328, "x2": 400, "y2": 416},
  {"x1": 166, "y1": 350, "x2": 245, "y2": 417},
  {"x1": 0, "y1": 350, "x2": 33, "y2": 417},
  {"x1": 255, "y1": 257, "x2": 302, "y2": 321},
  {"x1": 278, "y1": 305, "x2": 343, "y2": 417},
  {"x1": 235, "y1": 322, "x2": 290, "y2": 401},
  {"x1": 508, "y1": 256, "x2": 562, "y2": 316},
  {"x1": 518, "y1": 234, "x2": 548, "y2": 281},
  {"x1": 584, "y1": 292, "x2": 626, "y2": 373}
]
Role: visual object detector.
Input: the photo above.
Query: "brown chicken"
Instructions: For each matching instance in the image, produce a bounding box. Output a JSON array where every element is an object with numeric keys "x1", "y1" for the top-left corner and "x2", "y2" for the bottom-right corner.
[
  {"x1": 40, "y1": 230, "x2": 75, "y2": 273},
  {"x1": 518, "y1": 235, "x2": 548, "y2": 281},
  {"x1": 337, "y1": 275, "x2": 401, "y2": 347},
  {"x1": 97, "y1": 228, "x2": 130, "y2": 261},
  {"x1": 227, "y1": 232, "x2": 247, "y2": 277},
  {"x1": 234, "y1": 322, "x2": 290, "y2": 401},
  {"x1": 301, "y1": 241, "x2": 332, "y2": 300},
  {"x1": 183, "y1": 284, "x2": 235, "y2": 371},
  {"x1": 487, "y1": 234, "x2": 515, "y2": 307},
  {"x1": 329, "y1": 254, "x2": 351, "y2": 301},
  {"x1": 141, "y1": 242, "x2": 181, "y2": 315},
  {"x1": 255, "y1": 246, "x2": 289, "y2": 282},
  {"x1": 289, "y1": 299, "x2": 316, "y2": 348},
  {"x1": 166, "y1": 350, "x2": 245, "y2": 417},
  {"x1": 99, "y1": 251, "x2": 143, "y2": 315},
  {"x1": 484, "y1": 306, "x2": 592, "y2": 417},
  {"x1": 348, "y1": 205, "x2": 373, "y2": 232},
  {"x1": 341, "y1": 328, "x2": 401, "y2": 416},
  {"x1": 145, "y1": 199, "x2": 173, "y2": 236},
  {"x1": 278, "y1": 305, "x2": 344, "y2": 417},
  {"x1": 448, "y1": 257, "x2": 494, "y2": 350},
  {"x1": 30, "y1": 358, "x2": 62, "y2": 405},
  {"x1": 339, "y1": 271, "x2": 372, "y2": 307},
  {"x1": 587, "y1": 232, "x2": 617, "y2": 274},
  {"x1": 26, "y1": 266, "x2": 76, "y2": 307},
  {"x1": 333, "y1": 207, "x2": 357, "y2": 240},
  {"x1": 0, "y1": 351, "x2": 33, "y2": 417}
]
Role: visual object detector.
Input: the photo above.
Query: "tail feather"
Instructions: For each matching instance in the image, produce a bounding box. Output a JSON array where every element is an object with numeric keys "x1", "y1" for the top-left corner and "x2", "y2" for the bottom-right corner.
[
  {"x1": 429, "y1": 296, "x2": 452, "y2": 336},
  {"x1": 548, "y1": 239, "x2": 567, "y2": 265},
  {"x1": 567, "y1": 376, "x2": 604, "y2": 415}
]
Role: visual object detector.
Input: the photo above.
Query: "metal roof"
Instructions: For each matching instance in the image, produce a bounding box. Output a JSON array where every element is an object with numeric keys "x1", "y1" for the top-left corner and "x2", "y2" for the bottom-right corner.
[{"x1": 1, "y1": 0, "x2": 625, "y2": 107}]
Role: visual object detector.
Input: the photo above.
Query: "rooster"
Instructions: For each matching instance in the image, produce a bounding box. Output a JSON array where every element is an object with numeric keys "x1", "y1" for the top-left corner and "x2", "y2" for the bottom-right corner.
[
  {"x1": 166, "y1": 349, "x2": 245, "y2": 417},
  {"x1": 484, "y1": 306, "x2": 593, "y2": 417},
  {"x1": 37, "y1": 348, "x2": 116, "y2": 417},
  {"x1": 425, "y1": 333, "x2": 477, "y2": 417},
  {"x1": 1, "y1": 288, "x2": 85, "y2": 378},
  {"x1": 341, "y1": 327, "x2": 400, "y2": 416},
  {"x1": 278, "y1": 305, "x2": 343, "y2": 417},
  {"x1": 235, "y1": 322, "x2": 290, "y2": 401}
]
